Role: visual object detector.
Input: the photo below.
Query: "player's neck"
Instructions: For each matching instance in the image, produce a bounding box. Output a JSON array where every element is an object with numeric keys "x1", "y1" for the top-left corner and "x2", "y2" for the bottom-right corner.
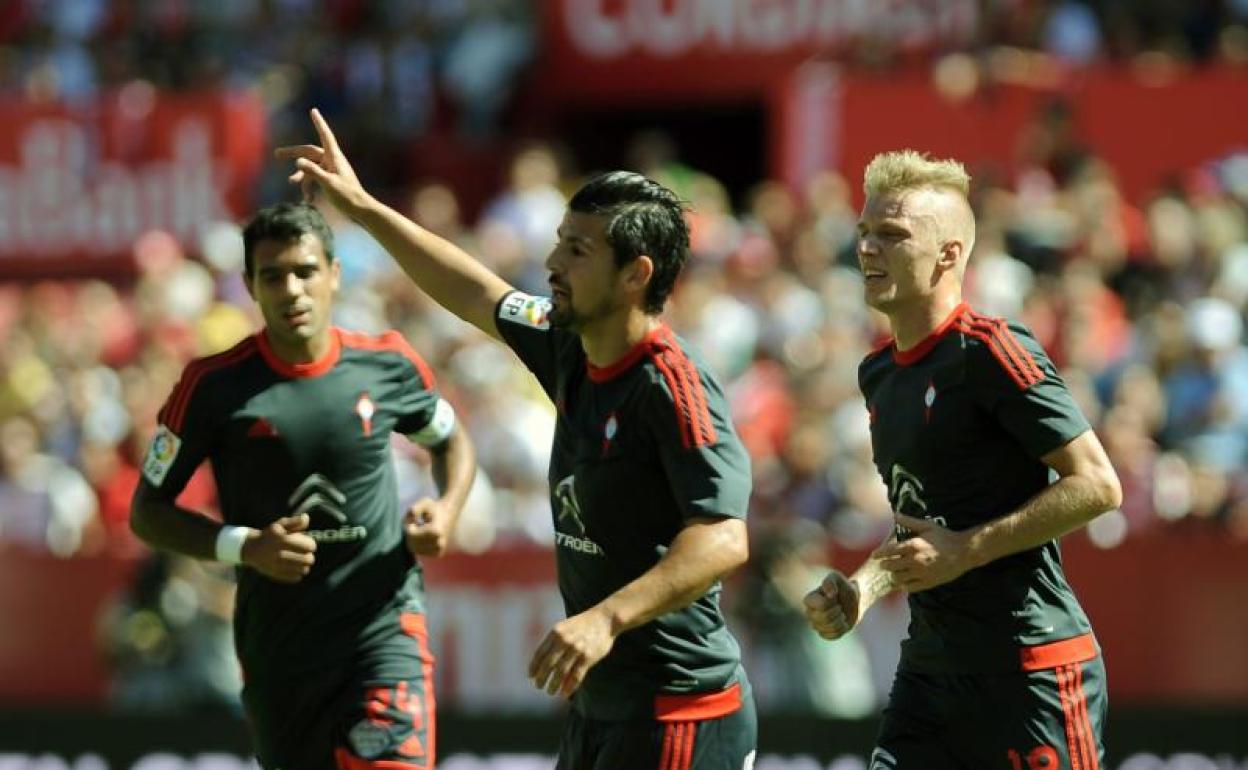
[
  {"x1": 263, "y1": 327, "x2": 334, "y2": 364},
  {"x1": 579, "y1": 309, "x2": 661, "y2": 369},
  {"x1": 888, "y1": 294, "x2": 964, "y2": 353}
]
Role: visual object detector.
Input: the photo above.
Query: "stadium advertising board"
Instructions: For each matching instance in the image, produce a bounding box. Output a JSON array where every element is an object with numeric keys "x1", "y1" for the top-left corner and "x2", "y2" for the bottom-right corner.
[
  {"x1": 0, "y1": 711, "x2": 1244, "y2": 770},
  {"x1": 539, "y1": 0, "x2": 977, "y2": 99},
  {"x1": 0, "y1": 90, "x2": 265, "y2": 278},
  {"x1": 773, "y1": 65, "x2": 1248, "y2": 202}
]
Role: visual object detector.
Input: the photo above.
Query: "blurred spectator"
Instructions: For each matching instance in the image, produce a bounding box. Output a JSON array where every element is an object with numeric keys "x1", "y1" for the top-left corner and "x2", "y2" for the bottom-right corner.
[
  {"x1": 0, "y1": 413, "x2": 101, "y2": 556},
  {"x1": 732, "y1": 523, "x2": 877, "y2": 717},
  {"x1": 99, "y1": 552, "x2": 242, "y2": 714}
]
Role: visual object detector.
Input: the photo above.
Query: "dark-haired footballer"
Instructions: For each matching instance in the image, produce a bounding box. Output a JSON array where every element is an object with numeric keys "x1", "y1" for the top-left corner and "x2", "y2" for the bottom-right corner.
[
  {"x1": 804, "y1": 151, "x2": 1122, "y2": 770},
  {"x1": 131, "y1": 202, "x2": 476, "y2": 770},
  {"x1": 280, "y1": 110, "x2": 757, "y2": 770}
]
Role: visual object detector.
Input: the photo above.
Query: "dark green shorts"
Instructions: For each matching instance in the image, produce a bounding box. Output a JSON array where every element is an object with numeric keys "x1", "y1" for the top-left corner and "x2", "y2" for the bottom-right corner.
[
  {"x1": 242, "y1": 612, "x2": 436, "y2": 770},
  {"x1": 873, "y1": 655, "x2": 1107, "y2": 769},
  {"x1": 556, "y1": 682, "x2": 757, "y2": 770}
]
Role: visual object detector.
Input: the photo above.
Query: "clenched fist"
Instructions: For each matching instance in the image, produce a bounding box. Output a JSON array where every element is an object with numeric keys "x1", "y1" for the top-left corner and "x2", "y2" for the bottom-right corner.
[
  {"x1": 404, "y1": 498, "x2": 455, "y2": 557},
  {"x1": 241, "y1": 513, "x2": 318, "y2": 584},
  {"x1": 802, "y1": 570, "x2": 861, "y2": 641}
]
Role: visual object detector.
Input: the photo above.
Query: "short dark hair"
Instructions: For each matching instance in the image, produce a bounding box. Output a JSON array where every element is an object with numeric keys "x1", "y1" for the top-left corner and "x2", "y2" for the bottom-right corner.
[
  {"x1": 242, "y1": 202, "x2": 335, "y2": 277},
  {"x1": 569, "y1": 171, "x2": 689, "y2": 314}
]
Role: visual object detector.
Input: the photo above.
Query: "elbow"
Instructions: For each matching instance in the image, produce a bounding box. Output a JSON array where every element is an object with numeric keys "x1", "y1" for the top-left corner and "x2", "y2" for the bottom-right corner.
[
  {"x1": 1101, "y1": 471, "x2": 1124, "y2": 513},
  {"x1": 720, "y1": 525, "x2": 750, "y2": 576},
  {"x1": 129, "y1": 491, "x2": 154, "y2": 544},
  {"x1": 1089, "y1": 464, "x2": 1123, "y2": 516}
]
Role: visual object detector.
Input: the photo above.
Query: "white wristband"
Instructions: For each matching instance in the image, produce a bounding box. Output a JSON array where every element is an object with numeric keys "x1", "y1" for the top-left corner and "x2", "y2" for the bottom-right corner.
[{"x1": 215, "y1": 525, "x2": 251, "y2": 565}]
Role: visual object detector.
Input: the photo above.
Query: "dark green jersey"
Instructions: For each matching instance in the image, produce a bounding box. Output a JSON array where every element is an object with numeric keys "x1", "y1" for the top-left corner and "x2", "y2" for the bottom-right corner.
[
  {"x1": 142, "y1": 327, "x2": 454, "y2": 684},
  {"x1": 495, "y1": 291, "x2": 752, "y2": 721},
  {"x1": 860, "y1": 303, "x2": 1096, "y2": 674}
]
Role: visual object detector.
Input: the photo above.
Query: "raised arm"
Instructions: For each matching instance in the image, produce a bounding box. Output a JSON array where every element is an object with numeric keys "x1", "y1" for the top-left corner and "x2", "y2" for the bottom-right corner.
[{"x1": 277, "y1": 109, "x2": 514, "y2": 340}]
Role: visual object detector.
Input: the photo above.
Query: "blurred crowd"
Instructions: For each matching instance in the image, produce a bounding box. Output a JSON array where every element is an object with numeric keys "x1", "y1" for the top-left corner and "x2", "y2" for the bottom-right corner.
[
  {"x1": 4, "y1": 131, "x2": 1248, "y2": 712},
  {"x1": 3, "y1": 0, "x2": 1248, "y2": 717}
]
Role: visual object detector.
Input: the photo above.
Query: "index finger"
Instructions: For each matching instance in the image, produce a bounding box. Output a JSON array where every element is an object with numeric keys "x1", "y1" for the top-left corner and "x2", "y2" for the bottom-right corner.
[
  {"x1": 310, "y1": 108, "x2": 340, "y2": 154},
  {"x1": 274, "y1": 144, "x2": 325, "y2": 161}
]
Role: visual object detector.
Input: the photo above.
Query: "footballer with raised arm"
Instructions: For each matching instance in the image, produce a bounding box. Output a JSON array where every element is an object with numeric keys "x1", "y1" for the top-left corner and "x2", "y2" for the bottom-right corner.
[{"x1": 280, "y1": 110, "x2": 756, "y2": 770}]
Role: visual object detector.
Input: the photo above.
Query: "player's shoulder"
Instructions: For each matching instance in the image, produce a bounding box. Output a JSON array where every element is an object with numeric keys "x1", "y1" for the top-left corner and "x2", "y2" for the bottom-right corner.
[
  {"x1": 337, "y1": 327, "x2": 434, "y2": 378},
  {"x1": 952, "y1": 307, "x2": 1049, "y2": 390},
  {"x1": 638, "y1": 326, "x2": 722, "y2": 392},
  {"x1": 857, "y1": 337, "x2": 895, "y2": 391},
  {"x1": 161, "y1": 335, "x2": 261, "y2": 430},
  {"x1": 179, "y1": 334, "x2": 262, "y2": 382},
  {"x1": 859, "y1": 337, "x2": 894, "y2": 370},
  {"x1": 637, "y1": 326, "x2": 724, "y2": 447}
]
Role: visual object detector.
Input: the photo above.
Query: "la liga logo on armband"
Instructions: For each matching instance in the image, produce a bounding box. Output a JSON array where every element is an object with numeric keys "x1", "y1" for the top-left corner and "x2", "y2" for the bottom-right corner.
[
  {"x1": 141, "y1": 425, "x2": 182, "y2": 485},
  {"x1": 500, "y1": 293, "x2": 552, "y2": 330}
]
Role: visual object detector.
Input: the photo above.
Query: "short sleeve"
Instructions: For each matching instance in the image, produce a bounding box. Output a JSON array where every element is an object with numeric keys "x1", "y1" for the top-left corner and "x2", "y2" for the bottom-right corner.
[
  {"x1": 975, "y1": 321, "x2": 1092, "y2": 459},
  {"x1": 645, "y1": 361, "x2": 752, "y2": 521},
  {"x1": 494, "y1": 291, "x2": 569, "y2": 399},
  {"x1": 143, "y1": 365, "x2": 216, "y2": 498},
  {"x1": 383, "y1": 332, "x2": 453, "y2": 446}
]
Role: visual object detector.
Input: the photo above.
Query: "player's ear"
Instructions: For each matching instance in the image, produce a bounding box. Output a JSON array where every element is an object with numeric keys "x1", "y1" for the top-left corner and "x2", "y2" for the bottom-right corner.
[
  {"x1": 937, "y1": 239, "x2": 962, "y2": 276},
  {"x1": 328, "y1": 257, "x2": 341, "y2": 292},
  {"x1": 626, "y1": 254, "x2": 654, "y2": 294}
]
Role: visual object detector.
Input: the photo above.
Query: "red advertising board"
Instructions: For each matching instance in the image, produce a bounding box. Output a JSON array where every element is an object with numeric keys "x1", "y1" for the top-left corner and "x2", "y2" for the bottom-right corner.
[
  {"x1": 2, "y1": 535, "x2": 1246, "y2": 708},
  {"x1": 0, "y1": 89, "x2": 266, "y2": 278},
  {"x1": 775, "y1": 64, "x2": 1248, "y2": 203},
  {"x1": 539, "y1": 0, "x2": 979, "y2": 102}
]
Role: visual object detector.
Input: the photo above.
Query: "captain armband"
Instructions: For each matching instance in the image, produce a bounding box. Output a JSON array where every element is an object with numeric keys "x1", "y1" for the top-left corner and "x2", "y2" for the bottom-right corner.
[{"x1": 408, "y1": 398, "x2": 457, "y2": 448}]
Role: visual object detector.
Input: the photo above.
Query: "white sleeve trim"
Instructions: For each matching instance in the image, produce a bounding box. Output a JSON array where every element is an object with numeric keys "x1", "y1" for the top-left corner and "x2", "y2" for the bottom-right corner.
[{"x1": 409, "y1": 398, "x2": 457, "y2": 447}]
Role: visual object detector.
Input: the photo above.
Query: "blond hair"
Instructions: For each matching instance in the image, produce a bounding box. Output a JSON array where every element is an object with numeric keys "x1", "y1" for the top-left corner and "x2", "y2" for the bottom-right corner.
[{"x1": 863, "y1": 150, "x2": 970, "y2": 199}]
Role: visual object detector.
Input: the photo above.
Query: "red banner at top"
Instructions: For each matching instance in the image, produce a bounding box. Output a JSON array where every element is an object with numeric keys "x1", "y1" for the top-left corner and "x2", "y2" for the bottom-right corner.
[
  {"x1": 540, "y1": 0, "x2": 978, "y2": 101},
  {"x1": 0, "y1": 89, "x2": 266, "y2": 277}
]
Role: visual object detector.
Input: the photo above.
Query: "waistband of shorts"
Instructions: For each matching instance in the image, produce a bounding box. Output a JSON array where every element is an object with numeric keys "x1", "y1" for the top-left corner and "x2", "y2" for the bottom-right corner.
[
  {"x1": 654, "y1": 682, "x2": 742, "y2": 722},
  {"x1": 1020, "y1": 633, "x2": 1098, "y2": 672}
]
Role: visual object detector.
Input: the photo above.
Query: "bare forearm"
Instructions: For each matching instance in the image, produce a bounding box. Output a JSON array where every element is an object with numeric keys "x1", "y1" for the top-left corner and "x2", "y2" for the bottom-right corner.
[
  {"x1": 431, "y1": 428, "x2": 476, "y2": 519},
  {"x1": 351, "y1": 197, "x2": 511, "y2": 337},
  {"x1": 130, "y1": 497, "x2": 225, "y2": 561},
  {"x1": 966, "y1": 473, "x2": 1117, "y2": 568},
  {"x1": 851, "y1": 553, "x2": 899, "y2": 610},
  {"x1": 597, "y1": 519, "x2": 748, "y2": 635}
]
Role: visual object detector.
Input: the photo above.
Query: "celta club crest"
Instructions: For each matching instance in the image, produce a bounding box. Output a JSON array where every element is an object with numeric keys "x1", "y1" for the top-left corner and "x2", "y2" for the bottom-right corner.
[
  {"x1": 924, "y1": 380, "x2": 937, "y2": 422},
  {"x1": 554, "y1": 474, "x2": 586, "y2": 534},
  {"x1": 356, "y1": 391, "x2": 375, "y2": 436}
]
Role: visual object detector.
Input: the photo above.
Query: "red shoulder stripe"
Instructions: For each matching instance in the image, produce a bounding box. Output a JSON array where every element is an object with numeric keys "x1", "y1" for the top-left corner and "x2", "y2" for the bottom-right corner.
[
  {"x1": 664, "y1": 347, "x2": 717, "y2": 447},
  {"x1": 161, "y1": 338, "x2": 259, "y2": 433},
  {"x1": 961, "y1": 316, "x2": 1038, "y2": 386},
  {"x1": 340, "y1": 329, "x2": 436, "y2": 390},
  {"x1": 963, "y1": 313, "x2": 1043, "y2": 386},
  {"x1": 954, "y1": 321, "x2": 1035, "y2": 390},
  {"x1": 652, "y1": 329, "x2": 717, "y2": 448},
  {"x1": 650, "y1": 351, "x2": 694, "y2": 449},
  {"x1": 968, "y1": 311, "x2": 1044, "y2": 383}
]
